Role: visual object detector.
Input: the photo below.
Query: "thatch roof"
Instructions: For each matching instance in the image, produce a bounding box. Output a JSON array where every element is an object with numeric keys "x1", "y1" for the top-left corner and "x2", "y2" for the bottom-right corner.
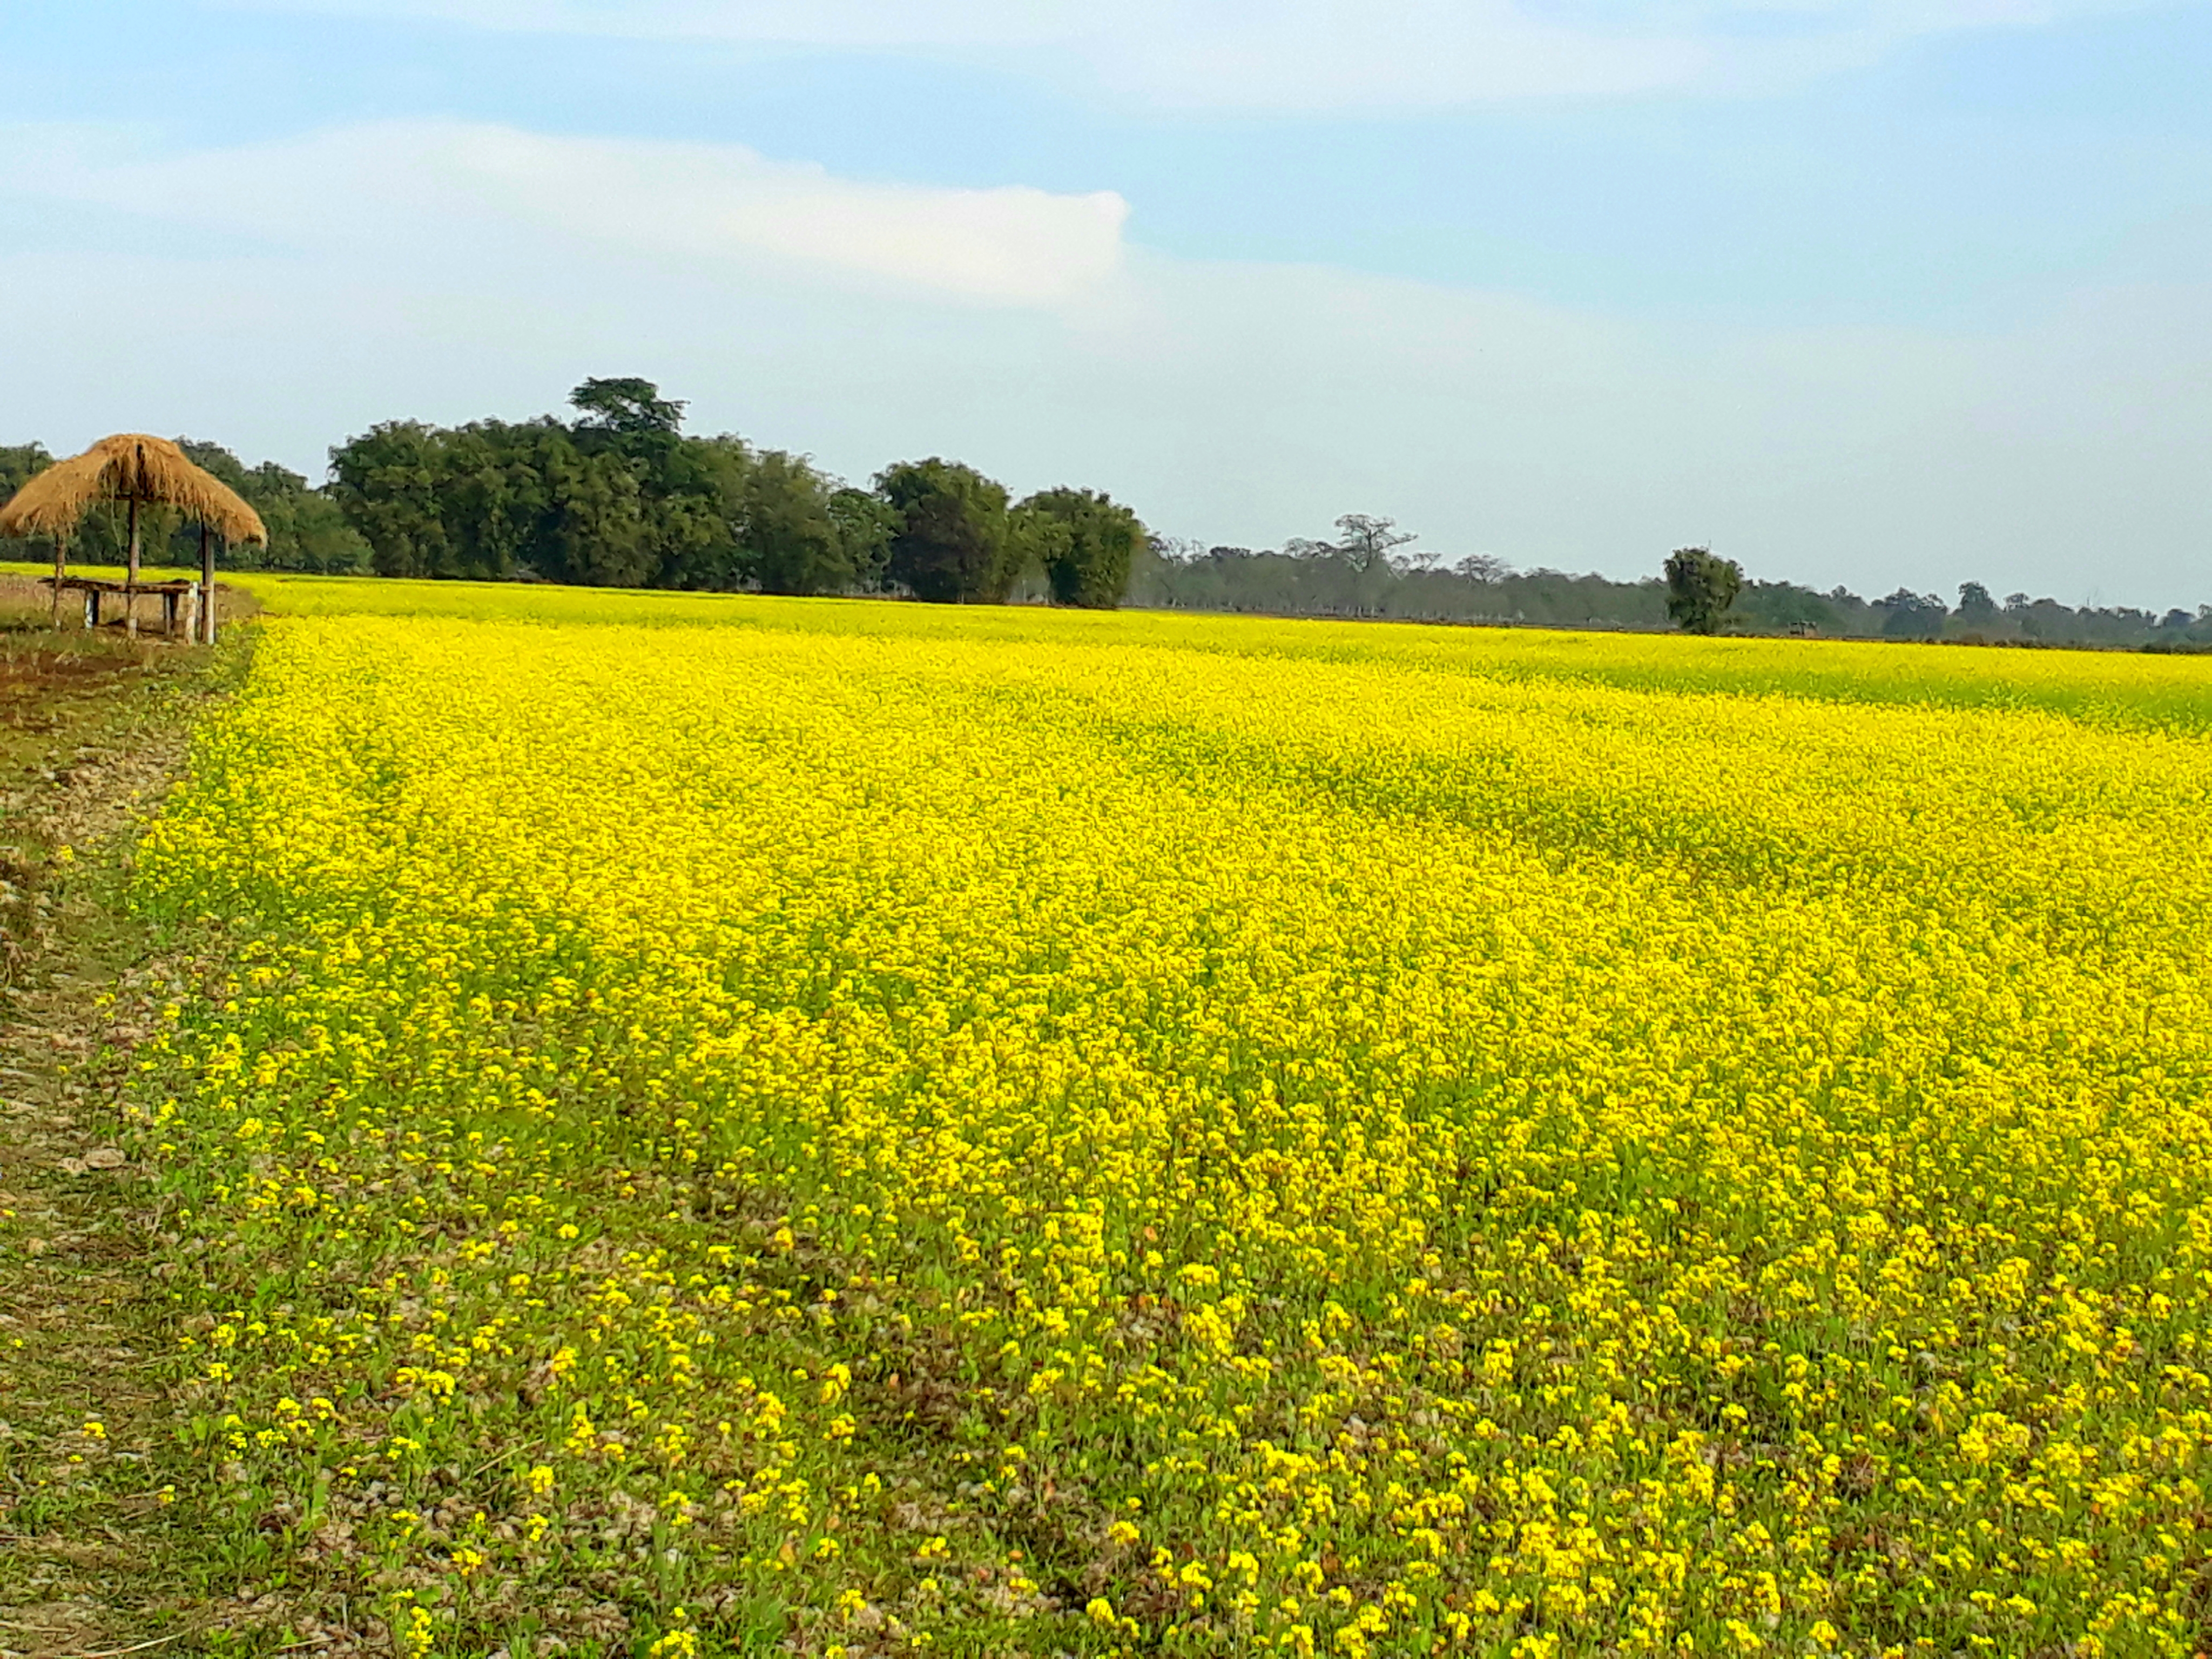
[{"x1": 0, "y1": 434, "x2": 267, "y2": 545}]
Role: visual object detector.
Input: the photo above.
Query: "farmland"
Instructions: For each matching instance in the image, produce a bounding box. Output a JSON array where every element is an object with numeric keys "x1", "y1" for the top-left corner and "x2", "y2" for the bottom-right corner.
[{"x1": 95, "y1": 582, "x2": 2212, "y2": 1653}]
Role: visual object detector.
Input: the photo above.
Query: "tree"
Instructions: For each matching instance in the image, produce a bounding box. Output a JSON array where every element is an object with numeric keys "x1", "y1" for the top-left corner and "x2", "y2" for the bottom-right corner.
[
  {"x1": 0, "y1": 444, "x2": 56, "y2": 561},
  {"x1": 827, "y1": 487, "x2": 895, "y2": 593},
  {"x1": 1017, "y1": 487, "x2": 1145, "y2": 609},
  {"x1": 1878, "y1": 588, "x2": 1947, "y2": 640},
  {"x1": 649, "y1": 434, "x2": 750, "y2": 591},
  {"x1": 192, "y1": 378, "x2": 1161, "y2": 604},
  {"x1": 1662, "y1": 545, "x2": 1742, "y2": 635},
  {"x1": 743, "y1": 450, "x2": 854, "y2": 596},
  {"x1": 1733, "y1": 579, "x2": 1839, "y2": 635},
  {"x1": 329, "y1": 421, "x2": 457, "y2": 577},
  {"x1": 175, "y1": 441, "x2": 372, "y2": 572},
  {"x1": 1334, "y1": 514, "x2": 1417, "y2": 574},
  {"x1": 876, "y1": 459, "x2": 1018, "y2": 603},
  {"x1": 439, "y1": 423, "x2": 558, "y2": 581},
  {"x1": 1956, "y1": 581, "x2": 1999, "y2": 624},
  {"x1": 1330, "y1": 513, "x2": 1417, "y2": 616},
  {"x1": 569, "y1": 377, "x2": 686, "y2": 441},
  {"x1": 543, "y1": 444, "x2": 653, "y2": 588}
]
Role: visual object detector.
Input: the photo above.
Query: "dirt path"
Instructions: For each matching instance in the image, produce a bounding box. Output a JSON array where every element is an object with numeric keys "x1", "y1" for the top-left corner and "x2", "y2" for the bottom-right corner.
[{"x1": 0, "y1": 631, "x2": 224, "y2": 1658}]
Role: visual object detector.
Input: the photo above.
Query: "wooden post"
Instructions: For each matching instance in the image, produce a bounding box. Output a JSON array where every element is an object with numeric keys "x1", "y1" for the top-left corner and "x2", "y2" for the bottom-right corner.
[
  {"x1": 125, "y1": 493, "x2": 140, "y2": 640},
  {"x1": 50, "y1": 533, "x2": 64, "y2": 628},
  {"x1": 200, "y1": 524, "x2": 217, "y2": 645}
]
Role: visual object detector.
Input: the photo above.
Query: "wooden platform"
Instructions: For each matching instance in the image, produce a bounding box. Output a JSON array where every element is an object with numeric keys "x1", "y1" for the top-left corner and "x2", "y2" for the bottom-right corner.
[{"x1": 39, "y1": 576, "x2": 203, "y2": 638}]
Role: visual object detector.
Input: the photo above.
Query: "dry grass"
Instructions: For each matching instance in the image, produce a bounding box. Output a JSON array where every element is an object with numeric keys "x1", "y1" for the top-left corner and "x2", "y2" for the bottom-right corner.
[
  {"x1": 0, "y1": 631, "x2": 235, "y2": 1657},
  {"x1": 0, "y1": 438, "x2": 265, "y2": 549}
]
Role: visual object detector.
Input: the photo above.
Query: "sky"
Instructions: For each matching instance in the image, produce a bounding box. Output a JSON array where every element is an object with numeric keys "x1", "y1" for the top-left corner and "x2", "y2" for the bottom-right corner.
[{"x1": 0, "y1": 2, "x2": 2207, "y2": 606}]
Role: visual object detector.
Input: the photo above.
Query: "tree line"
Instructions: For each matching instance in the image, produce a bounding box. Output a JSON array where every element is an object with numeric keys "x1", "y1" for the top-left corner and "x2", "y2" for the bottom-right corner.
[
  {"x1": 3, "y1": 379, "x2": 2204, "y2": 645},
  {"x1": 0, "y1": 379, "x2": 1144, "y2": 608},
  {"x1": 315, "y1": 378, "x2": 1149, "y2": 606},
  {"x1": 318, "y1": 379, "x2": 1150, "y2": 607},
  {"x1": 1133, "y1": 527, "x2": 2212, "y2": 649}
]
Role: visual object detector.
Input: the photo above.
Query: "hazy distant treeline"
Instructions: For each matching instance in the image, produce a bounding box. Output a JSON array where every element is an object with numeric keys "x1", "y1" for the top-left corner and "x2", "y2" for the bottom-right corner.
[
  {"x1": 1131, "y1": 539, "x2": 2212, "y2": 649},
  {"x1": 3, "y1": 381, "x2": 2204, "y2": 648}
]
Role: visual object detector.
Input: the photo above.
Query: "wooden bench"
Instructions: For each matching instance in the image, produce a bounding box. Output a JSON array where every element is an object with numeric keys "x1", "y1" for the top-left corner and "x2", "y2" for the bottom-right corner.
[{"x1": 41, "y1": 576, "x2": 203, "y2": 639}]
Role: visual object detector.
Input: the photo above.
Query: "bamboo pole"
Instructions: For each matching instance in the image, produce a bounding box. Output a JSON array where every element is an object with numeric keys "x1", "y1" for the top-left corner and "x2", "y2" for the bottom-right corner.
[
  {"x1": 125, "y1": 492, "x2": 140, "y2": 640},
  {"x1": 199, "y1": 524, "x2": 214, "y2": 645},
  {"x1": 50, "y1": 531, "x2": 64, "y2": 628}
]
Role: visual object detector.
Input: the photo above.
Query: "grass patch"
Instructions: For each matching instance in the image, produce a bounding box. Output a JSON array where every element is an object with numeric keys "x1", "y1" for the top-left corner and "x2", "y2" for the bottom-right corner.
[{"x1": 0, "y1": 610, "x2": 249, "y2": 1655}]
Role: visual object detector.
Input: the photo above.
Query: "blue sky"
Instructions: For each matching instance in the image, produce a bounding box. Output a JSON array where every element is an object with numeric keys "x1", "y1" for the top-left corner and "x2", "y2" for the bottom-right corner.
[{"x1": 2, "y1": 1, "x2": 2207, "y2": 604}]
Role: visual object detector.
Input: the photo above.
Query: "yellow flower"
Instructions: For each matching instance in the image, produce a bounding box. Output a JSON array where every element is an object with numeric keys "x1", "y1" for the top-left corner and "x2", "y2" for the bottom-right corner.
[{"x1": 129, "y1": 581, "x2": 2212, "y2": 1657}]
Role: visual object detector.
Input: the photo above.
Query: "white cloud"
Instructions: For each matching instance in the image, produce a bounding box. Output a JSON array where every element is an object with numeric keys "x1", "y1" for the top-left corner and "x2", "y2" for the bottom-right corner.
[
  {"x1": 225, "y1": 0, "x2": 2148, "y2": 106},
  {"x1": 0, "y1": 119, "x2": 2204, "y2": 605},
  {"x1": 19, "y1": 119, "x2": 1128, "y2": 309}
]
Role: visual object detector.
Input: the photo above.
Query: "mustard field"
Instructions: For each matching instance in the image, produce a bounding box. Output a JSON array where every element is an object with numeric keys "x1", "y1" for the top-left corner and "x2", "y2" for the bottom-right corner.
[{"x1": 123, "y1": 581, "x2": 2212, "y2": 1656}]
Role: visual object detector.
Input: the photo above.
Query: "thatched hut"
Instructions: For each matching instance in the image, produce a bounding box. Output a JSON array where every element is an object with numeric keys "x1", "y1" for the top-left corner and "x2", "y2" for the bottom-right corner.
[{"x1": 0, "y1": 434, "x2": 267, "y2": 642}]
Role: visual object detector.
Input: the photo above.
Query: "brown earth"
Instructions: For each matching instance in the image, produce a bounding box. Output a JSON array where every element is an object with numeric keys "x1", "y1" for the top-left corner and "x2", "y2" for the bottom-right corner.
[{"x1": 0, "y1": 601, "x2": 235, "y2": 1658}]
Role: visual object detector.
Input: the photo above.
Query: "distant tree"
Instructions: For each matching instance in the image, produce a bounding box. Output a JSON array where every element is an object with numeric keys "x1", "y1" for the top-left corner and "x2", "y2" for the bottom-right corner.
[
  {"x1": 743, "y1": 450, "x2": 854, "y2": 596},
  {"x1": 569, "y1": 377, "x2": 687, "y2": 441},
  {"x1": 0, "y1": 444, "x2": 57, "y2": 561},
  {"x1": 1329, "y1": 513, "x2": 1417, "y2": 616},
  {"x1": 1017, "y1": 487, "x2": 1146, "y2": 609},
  {"x1": 174, "y1": 441, "x2": 372, "y2": 572},
  {"x1": 438, "y1": 423, "x2": 560, "y2": 579},
  {"x1": 1662, "y1": 545, "x2": 1743, "y2": 635},
  {"x1": 1879, "y1": 589, "x2": 1948, "y2": 639},
  {"x1": 876, "y1": 459, "x2": 1018, "y2": 603},
  {"x1": 543, "y1": 444, "x2": 652, "y2": 588},
  {"x1": 1334, "y1": 514, "x2": 1417, "y2": 574},
  {"x1": 329, "y1": 421, "x2": 458, "y2": 578},
  {"x1": 827, "y1": 487, "x2": 896, "y2": 592},
  {"x1": 1454, "y1": 553, "x2": 1511, "y2": 583},
  {"x1": 1956, "y1": 581, "x2": 1999, "y2": 625},
  {"x1": 0, "y1": 443, "x2": 51, "y2": 495},
  {"x1": 649, "y1": 434, "x2": 751, "y2": 591},
  {"x1": 1733, "y1": 579, "x2": 1839, "y2": 635},
  {"x1": 1011, "y1": 504, "x2": 1073, "y2": 602}
]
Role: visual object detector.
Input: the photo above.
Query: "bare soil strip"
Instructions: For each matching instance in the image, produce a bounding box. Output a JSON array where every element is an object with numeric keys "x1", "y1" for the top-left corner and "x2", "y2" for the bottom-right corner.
[{"x1": 0, "y1": 617, "x2": 226, "y2": 1658}]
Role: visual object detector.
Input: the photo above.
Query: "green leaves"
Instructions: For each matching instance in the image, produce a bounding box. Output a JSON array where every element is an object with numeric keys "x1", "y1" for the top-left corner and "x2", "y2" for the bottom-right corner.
[
  {"x1": 1017, "y1": 489, "x2": 1145, "y2": 611},
  {"x1": 1663, "y1": 545, "x2": 1744, "y2": 635},
  {"x1": 877, "y1": 460, "x2": 1019, "y2": 605},
  {"x1": 322, "y1": 383, "x2": 983, "y2": 600}
]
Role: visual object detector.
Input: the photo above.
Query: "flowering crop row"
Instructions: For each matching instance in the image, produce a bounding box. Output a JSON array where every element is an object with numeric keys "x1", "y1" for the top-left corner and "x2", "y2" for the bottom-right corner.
[{"x1": 131, "y1": 589, "x2": 2212, "y2": 1656}]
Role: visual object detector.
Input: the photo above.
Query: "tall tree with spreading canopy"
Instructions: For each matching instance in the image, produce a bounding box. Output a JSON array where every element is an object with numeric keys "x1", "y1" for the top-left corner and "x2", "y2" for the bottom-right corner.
[
  {"x1": 877, "y1": 458, "x2": 1019, "y2": 603},
  {"x1": 1956, "y1": 581, "x2": 1999, "y2": 626},
  {"x1": 1663, "y1": 545, "x2": 1743, "y2": 635},
  {"x1": 1334, "y1": 513, "x2": 1417, "y2": 573},
  {"x1": 569, "y1": 377, "x2": 687, "y2": 441},
  {"x1": 1017, "y1": 487, "x2": 1146, "y2": 609}
]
